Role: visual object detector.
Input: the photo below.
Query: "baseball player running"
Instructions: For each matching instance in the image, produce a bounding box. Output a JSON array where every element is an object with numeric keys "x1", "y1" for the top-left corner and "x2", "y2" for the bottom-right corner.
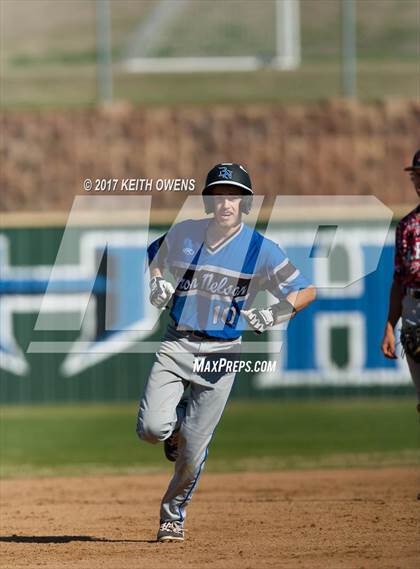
[
  {"x1": 381, "y1": 150, "x2": 420, "y2": 411},
  {"x1": 136, "y1": 163, "x2": 316, "y2": 542}
]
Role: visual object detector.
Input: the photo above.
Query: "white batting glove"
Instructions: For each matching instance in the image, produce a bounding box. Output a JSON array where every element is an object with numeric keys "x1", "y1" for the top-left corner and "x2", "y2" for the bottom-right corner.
[
  {"x1": 149, "y1": 276, "x2": 175, "y2": 309},
  {"x1": 241, "y1": 307, "x2": 275, "y2": 334}
]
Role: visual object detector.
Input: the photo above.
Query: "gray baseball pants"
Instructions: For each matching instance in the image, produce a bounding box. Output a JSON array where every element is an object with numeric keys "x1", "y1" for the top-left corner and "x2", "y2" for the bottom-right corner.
[
  {"x1": 402, "y1": 294, "x2": 420, "y2": 403},
  {"x1": 136, "y1": 323, "x2": 241, "y2": 523}
]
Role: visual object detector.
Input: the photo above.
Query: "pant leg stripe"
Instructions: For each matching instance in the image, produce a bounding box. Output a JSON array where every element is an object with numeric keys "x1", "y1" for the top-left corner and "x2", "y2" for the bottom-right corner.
[{"x1": 177, "y1": 440, "x2": 211, "y2": 522}]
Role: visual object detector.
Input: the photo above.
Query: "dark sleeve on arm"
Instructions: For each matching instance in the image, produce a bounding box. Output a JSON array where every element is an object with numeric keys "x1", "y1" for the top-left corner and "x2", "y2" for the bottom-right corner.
[
  {"x1": 260, "y1": 240, "x2": 309, "y2": 300},
  {"x1": 393, "y1": 221, "x2": 404, "y2": 282},
  {"x1": 147, "y1": 233, "x2": 169, "y2": 270}
]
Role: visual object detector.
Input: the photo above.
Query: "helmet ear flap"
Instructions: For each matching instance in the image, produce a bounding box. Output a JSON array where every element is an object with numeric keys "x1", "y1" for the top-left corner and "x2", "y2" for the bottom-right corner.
[
  {"x1": 203, "y1": 195, "x2": 214, "y2": 214},
  {"x1": 240, "y1": 196, "x2": 253, "y2": 215}
]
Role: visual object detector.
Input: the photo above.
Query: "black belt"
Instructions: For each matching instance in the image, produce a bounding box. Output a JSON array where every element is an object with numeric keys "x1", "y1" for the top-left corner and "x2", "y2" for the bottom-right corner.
[
  {"x1": 185, "y1": 330, "x2": 240, "y2": 342},
  {"x1": 407, "y1": 288, "x2": 420, "y2": 299},
  {"x1": 171, "y1": 321, "x2": 239, "y2": 342}
]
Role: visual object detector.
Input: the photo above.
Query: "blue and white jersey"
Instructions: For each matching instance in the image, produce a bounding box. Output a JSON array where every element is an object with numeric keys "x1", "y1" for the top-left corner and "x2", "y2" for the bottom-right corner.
[{"x1": 148, "y1": 219, "x2": 309, "y2": 340}]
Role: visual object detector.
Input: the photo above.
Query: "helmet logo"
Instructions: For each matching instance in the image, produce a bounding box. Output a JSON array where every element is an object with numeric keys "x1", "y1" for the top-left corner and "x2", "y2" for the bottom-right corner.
[{"x1": 218, "y1": 166, "x2": 233, "y2": 180}]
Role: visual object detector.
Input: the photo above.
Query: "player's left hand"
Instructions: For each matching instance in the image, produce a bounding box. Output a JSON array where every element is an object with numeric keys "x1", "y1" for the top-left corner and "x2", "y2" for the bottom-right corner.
[{"x1": 241, "y1": 307, "x2": 274, "y2": 333}]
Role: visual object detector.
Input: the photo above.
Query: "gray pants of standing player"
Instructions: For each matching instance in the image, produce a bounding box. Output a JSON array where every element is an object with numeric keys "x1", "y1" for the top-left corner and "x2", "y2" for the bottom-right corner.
[
  {"x1": 136, "y1": 323, "x2": 241, "y2": 523},
  {"x1": 402, "y1": 294, "x2": 420, "y2": 403}
]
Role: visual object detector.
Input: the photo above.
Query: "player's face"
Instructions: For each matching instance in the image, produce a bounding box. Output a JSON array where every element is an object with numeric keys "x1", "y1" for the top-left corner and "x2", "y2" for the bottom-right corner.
[
  {"x1": 409, "y1": 170, "x2": 420, "y2": 198},
  {"x1": 212, "y1": 188, "x2": 242, "y2": 227}
]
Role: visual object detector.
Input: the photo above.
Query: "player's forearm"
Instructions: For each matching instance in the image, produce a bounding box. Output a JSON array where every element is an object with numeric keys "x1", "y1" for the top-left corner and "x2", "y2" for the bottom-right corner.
[
  {"x1": 150, "y1": 267, "x2": 163, "y2": 279},
  {"x1": 264, "y1": 286, "x2": 316, "y2": 327},
  {"x1": 385, "y1": 279, "x2": 403, "y2": 329},
  {"x1": 286, "y1": 285, "x2": 316, "y2": 314},
  {"x1": 147, "y1": 233, "x2": 169, "y2": 280}
]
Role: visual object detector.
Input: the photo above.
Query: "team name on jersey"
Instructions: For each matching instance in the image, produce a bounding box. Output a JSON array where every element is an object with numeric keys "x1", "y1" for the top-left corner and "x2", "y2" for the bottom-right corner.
[{"x1": 176, "y1": 268, "x2": 250, "y2": 298}]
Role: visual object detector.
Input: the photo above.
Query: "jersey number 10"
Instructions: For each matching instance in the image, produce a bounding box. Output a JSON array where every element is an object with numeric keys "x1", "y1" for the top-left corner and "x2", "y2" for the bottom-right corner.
[{"x1": 212, "y1": 304, "x2": 238, "y2": 326}]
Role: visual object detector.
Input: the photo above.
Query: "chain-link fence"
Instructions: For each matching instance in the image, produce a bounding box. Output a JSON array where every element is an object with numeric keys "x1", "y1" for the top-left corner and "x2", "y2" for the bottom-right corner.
[{"x1": 1, "y1": 0, "x2": 418, "y2": 108}]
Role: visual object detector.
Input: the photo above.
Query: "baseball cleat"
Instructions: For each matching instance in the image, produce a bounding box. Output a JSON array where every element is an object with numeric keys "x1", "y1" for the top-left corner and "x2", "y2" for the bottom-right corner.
[
  {"x1": 157, "y1": 520, "x2": 184, "y2": 542},
  {"x1": 164, "y1": 398, "x2": 188, "y2": 462}
]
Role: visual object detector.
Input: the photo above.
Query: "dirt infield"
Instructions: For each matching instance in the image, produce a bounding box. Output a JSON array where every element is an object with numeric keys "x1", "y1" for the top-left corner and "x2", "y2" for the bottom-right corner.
[{"x1": 1, "y1": 467, "x2": 419, "y2": 569}]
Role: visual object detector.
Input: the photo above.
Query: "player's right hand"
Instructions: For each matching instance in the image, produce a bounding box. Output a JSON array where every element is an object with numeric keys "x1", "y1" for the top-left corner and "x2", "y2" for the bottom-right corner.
[
  {"x1": 381, "y1": 327, "x2": 397, "y2": 359},
  {"x1": 149, "y1": 276, "x2": 175, "y2": 309}
]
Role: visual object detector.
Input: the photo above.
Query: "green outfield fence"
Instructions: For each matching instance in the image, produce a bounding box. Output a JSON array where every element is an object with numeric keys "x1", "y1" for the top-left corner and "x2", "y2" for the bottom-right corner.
[{"x1": 0, "y1": 221, "x2": 414, "y2": 405}]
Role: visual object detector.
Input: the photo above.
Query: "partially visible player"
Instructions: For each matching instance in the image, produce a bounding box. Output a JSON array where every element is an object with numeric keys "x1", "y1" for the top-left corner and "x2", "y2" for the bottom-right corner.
[
  {"x1": 381, "y1": 150, "x2": 420, "y2": 411},
  {"x1": 136, "y1": 163, "x2": 316, "y2": 542}
]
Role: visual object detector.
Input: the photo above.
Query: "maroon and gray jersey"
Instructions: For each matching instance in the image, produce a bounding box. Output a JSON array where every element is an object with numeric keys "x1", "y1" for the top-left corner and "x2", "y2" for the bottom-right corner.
[{"x1": 393, "y1": 205, "x2": 420, "y2": 288}]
